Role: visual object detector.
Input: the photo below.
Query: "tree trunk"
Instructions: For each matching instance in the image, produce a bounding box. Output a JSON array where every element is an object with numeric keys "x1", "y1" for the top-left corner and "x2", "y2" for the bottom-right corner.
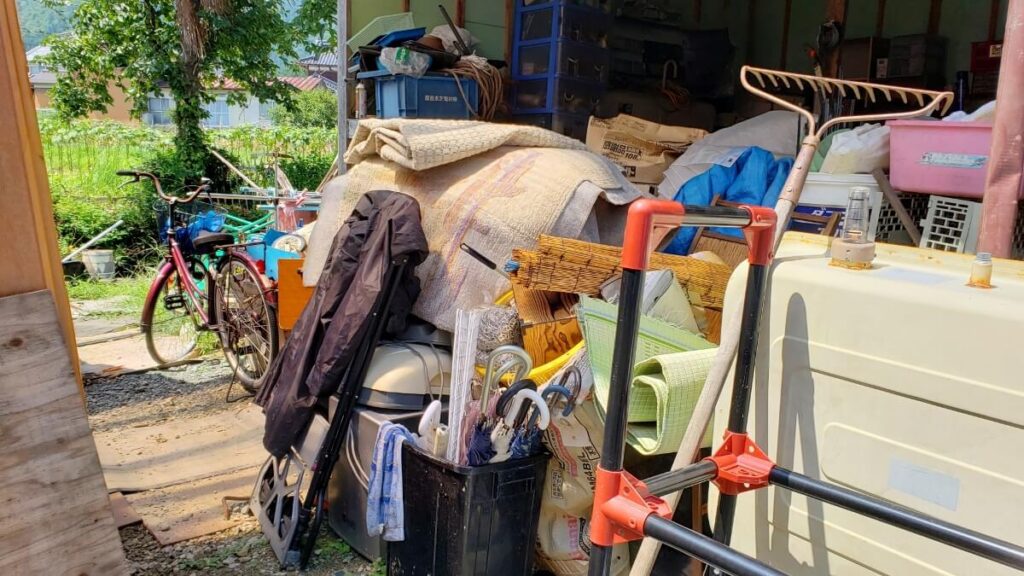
[{"x1": 173, "y1": 0, "x2": 210, "y2": 178}]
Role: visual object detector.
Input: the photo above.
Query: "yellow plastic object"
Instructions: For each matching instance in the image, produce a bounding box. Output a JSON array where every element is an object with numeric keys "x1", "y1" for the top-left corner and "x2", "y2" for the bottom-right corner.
[
  {"x1": 474, "y1": 291, "x2": 584, "y2": 385},
  {"x1": 712, "y1": 233, "x2": 1024, "y2": 575}
]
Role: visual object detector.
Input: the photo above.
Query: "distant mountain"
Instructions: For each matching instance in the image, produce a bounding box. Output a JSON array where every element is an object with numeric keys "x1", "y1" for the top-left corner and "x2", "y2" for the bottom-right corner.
[{"x1": 16, "y1": 0, "x2": 78, "y2": 49}]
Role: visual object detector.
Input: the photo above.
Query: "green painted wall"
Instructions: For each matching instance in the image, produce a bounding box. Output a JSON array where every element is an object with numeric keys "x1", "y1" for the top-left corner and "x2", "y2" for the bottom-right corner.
[
  {"x1": 351, "y1": 0, "x2": 1010, "y2": 85},
  {"x1": 746, "y1": 0, "x2": 1009, "y2": 83}
]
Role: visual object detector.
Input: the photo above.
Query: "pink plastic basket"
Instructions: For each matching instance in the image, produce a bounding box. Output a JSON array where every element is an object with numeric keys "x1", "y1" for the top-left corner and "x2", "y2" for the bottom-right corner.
[{"x1": 888, "y1": 120, "x2": 993, "y2": 198}]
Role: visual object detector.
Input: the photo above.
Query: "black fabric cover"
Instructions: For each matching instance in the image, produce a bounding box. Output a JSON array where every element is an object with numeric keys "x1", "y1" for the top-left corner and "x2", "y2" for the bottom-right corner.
[{"x1": 255, "y1": 190, "x2": 428, "y2": 457}]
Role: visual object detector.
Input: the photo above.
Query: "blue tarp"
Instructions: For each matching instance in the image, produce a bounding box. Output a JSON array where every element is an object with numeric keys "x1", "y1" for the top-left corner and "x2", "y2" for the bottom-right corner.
[{"x1": 662, "y1": 147, "x2": 793, "y2": 255}]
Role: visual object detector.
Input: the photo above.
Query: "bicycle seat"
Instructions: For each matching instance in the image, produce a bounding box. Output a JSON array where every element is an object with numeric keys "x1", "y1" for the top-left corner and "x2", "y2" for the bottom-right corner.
[{"x1": 191, "y1": 230, "x2": 234, "y2": 254}]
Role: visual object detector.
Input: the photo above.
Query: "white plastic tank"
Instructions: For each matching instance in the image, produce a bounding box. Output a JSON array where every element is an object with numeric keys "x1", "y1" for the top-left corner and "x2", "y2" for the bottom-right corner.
[{"x1": 712, "y1": 233, "x2": 1024, "y2": 575}]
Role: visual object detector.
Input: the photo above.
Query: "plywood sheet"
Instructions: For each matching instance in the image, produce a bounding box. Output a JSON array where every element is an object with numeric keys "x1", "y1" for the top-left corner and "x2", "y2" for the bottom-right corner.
[
  {"x1": 0, "y1": 291, "x2": 127, "y2": 575},
  {"x1": 109, "y1": 492, "x2": 142, "y2": 528},
  {"x1": 127, "y1": 467, "x2": 259, "y2": 546},
  {"x1": 94, "y1": 404, "x2": 267, "y2": 492}
]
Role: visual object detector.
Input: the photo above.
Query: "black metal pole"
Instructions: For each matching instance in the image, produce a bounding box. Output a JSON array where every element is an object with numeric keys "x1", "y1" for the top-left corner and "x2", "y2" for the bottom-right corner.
[
  {"x1": 644, "y1": 515, "x2": 786, "y2": 576},
  {"x1": 770, "y1": 467, "x2": 1024, "y2": 570},
  {"x1": 646, "y1": 460, "x2": 718, "y2": 498},
  {"x1": 714, "y1": 262, "x2": 770, "y2": 546},
  {"x1": 588, "y1": 267, "x2": 646, "y2": 576}
]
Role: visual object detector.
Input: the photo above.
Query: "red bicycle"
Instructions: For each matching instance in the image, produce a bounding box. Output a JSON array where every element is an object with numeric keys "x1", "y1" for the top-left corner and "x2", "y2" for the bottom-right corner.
[{"x1": 119, "y1": 170, "x2": 278, "y2": 391}]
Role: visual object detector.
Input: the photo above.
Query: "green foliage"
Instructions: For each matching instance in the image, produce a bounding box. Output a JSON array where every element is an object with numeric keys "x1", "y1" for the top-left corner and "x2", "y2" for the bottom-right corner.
[
  {"x1": 43, "y1": 0, "x2": 300, "y2": 174},
  {"x1": 280, "y1": 153, "x2": 333, "y2": 191},
  {"x1": 269, "y1": 87, "x2": 337, "y2": 129},
  {"x1": 42, "y1": 118, "x2": 335, "y2": 270},
  {"x1": 371, "y1": 558, "x2": 387, "y2": 576},
  {"x1": 16, "y1": 0, "x2": 78, "y2": 49}
]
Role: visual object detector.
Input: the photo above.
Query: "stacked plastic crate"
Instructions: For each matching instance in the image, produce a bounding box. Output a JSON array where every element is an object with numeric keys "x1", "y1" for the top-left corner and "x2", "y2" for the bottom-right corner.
[{"x1": 511, "y1": 0, "x2": 612, "y2": 141}]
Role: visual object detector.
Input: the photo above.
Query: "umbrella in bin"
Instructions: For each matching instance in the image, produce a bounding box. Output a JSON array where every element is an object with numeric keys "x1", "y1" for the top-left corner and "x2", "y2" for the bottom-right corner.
[
  {"x1": 466, "y1": 345, "x2": 531, "y2": 466},
  {"x1": 508, "y1": 384, "x2": 568, "y2": 460},
  {"x1": 493, "y1": 388, "x2": 550, "y2": 463}
]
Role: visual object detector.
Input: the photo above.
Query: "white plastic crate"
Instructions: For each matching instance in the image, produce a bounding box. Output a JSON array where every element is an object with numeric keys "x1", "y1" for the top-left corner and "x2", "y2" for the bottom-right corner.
[
  {"x1": 919, "y1": 196, "x2": 982, "y2": 253},
  {"x1": 875, "y1": 193, "x2": 930, "y2": 244},
  {"x1": 799, "y1": 172, "x2": 925, "y2": 244}
]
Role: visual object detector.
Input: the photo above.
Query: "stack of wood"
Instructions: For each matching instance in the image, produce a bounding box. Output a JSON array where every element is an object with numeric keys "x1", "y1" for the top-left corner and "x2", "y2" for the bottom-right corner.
[{"x1": 507, "y1": 235, "x2": 733, "y2": 360}]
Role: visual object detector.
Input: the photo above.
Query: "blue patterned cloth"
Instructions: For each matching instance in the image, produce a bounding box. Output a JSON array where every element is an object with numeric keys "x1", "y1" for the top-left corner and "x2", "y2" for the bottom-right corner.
[
  {"x1": 663, "y1": 147, "x2": 794, "y2": 255},
  {"x1": 366, "y1": 422, "x2": 416, "y2": 541}
]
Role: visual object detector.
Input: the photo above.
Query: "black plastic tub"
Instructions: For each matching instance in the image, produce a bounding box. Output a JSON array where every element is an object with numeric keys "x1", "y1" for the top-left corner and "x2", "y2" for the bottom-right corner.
[{"x1": 387, "y1": 444, "x2": 549, "y2": 576}]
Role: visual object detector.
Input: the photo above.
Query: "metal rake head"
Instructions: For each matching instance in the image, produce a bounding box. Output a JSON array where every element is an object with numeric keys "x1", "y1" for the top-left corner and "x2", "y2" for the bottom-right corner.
[{"x1": 740, "y1": 65, "x2": 955, "y2": 139}]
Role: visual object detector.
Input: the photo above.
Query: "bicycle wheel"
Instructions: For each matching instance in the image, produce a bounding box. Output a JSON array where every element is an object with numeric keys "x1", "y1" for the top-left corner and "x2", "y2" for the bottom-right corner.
[
  {"x1": 141, "y1": 262, "x2": 205, "y2": 365},
  {"x1": 216, "y1": 254, "x2": 278, "y2": 392}
]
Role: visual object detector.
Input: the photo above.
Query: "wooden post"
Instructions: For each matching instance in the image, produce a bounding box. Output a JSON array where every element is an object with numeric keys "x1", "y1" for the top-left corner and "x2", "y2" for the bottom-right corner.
[
  {"x1": 989, "y1": 0, "x2": 1001, "y2": 41},
  {"x1": 0, "y1": 0, "x2": 81, "y2": 391},
  {"x1": 875, "y1": 0, "x2": 886, "y2": 37},
  {"x1": 823, "y1": 0, "x2": 848, "y2": 77},
  {"x1": 928, "y1": 0, "x2": 943, "y2": 35},
  {"x1": 456, "y1": 0, "x2": 465, "y2": 27},
  {"x1": 402, "y1": 0, "x2": 410, "y2": 11},
  {"x1": 506, "y1": 0, "x2": 514, "y2": 65},
  {"x1": 780, "y1": 0, "x2": 793, "y2": 68}
]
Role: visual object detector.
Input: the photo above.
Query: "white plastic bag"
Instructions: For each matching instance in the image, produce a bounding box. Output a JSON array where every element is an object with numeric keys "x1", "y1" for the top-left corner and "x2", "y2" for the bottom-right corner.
[
  {"x1": 820, "y1": 122, "x2": 890, "y2": 174},
  {"x1": 535, "y1": 354, "x2": 630, "y2": 576},
  {"x1": 379, "y1": 46, "x2": 431, "y2": 78},
  {"x1": 429, "y1": 24, "x2": 478, "y2": 54}
]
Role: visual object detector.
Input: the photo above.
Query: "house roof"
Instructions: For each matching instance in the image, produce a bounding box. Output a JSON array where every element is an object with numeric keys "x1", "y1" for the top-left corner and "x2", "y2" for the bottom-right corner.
[
  {"x1": 297, "y1": 52, "x2": 339, "y2": 70},
  {"x1": 28, "y1": 71, "x2": 58, "y2": 88},
  {"x1": 213, "y1": 75, "x2": 325, "y2": 92},
  {"x1": 25, "y1": 44, "x2": 51, "y2": 62}
]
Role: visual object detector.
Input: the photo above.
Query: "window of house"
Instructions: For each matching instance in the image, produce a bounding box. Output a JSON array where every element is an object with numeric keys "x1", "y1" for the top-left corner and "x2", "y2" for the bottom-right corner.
[
  {"x1": 203, "y1": 96, "x2": 230, "y2": 128},
  {"x1": 147, "y1": 96, "x2": 173, "y2": 125}
]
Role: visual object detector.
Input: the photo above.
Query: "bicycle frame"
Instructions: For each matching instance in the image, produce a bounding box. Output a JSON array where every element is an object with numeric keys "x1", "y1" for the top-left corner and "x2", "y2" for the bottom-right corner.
[{"x1": 587, "y1": 200, "x2": 1024, "y2": 576}]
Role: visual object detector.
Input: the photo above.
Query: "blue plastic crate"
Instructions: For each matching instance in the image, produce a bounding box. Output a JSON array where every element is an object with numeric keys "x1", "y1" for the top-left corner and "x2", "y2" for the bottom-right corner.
[{"x1": 363, "y1": 71, "x2": 478, "y2": 119}]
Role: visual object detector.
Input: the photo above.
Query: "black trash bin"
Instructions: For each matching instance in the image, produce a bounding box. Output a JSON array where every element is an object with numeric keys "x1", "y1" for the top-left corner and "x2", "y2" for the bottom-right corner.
[{"x1": 387, "y1": 443, "x2": 549, "y2": 576}]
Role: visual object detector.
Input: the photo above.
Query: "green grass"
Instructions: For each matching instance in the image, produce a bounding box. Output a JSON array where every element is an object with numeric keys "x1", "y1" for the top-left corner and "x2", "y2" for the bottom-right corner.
[{"x1": 66, "y1": 275, "x2": 153, "y2": 309}]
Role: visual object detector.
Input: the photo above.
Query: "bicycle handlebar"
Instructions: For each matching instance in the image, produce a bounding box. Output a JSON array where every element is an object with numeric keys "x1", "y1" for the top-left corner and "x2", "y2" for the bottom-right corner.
[{"x1": 117, "y1": 170, "x2": 210, "y2": 205}]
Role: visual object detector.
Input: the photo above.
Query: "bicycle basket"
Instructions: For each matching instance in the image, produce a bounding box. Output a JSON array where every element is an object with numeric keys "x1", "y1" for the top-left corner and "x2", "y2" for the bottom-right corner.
[{"x1": 155, "y1": 200, "x2": 227, "y2": 252}]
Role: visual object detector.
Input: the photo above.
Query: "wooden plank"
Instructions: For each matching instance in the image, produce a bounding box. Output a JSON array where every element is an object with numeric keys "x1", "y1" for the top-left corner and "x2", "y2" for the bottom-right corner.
[
  {"x1": 0, "y1": 0, "x2": 80, "y2": 388},
  {"x1": 510, "y1": 235, "x2": 731, "y2": 311},
  {"x1": 823, "y1": 0, "x2": 849, "y2": 77},
  {"x1": 522, "y1": 318, "x2": 582, "y2": 366},
  {"x1": 989, "y1": 0, "x2": 1001, "y2": 40},
  {"x1": 872, "y1": 168, "x2": 922, "y2": 245},
  {"x1": 0, "y1": 290, "x2": 127, "y2": 575},
  {"x1": 780, "y1": 0, "x2": 793, "y2": 69},
  {"x1": 108, "y1": 493, "x2": 143, "y2": 528},
  {"x1": 928, "y1": 0, "x2": 943, "y2": 35},
  {"x1": 876, "y1": 0, "x2": 887, "y2": 37},
  {"x1": 455, "y1": 0, "x2": 465, "y2": 26},
  {"x1": 505, "y1": 0, "x2": 514, "y2": 64},
  {"x1": 277, "y1": 258, "x2": 314, "y2": 332}
]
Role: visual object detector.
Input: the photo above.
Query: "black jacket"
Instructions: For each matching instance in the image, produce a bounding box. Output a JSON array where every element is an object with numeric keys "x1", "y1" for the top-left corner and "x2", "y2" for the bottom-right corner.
[{"x1": 256, "y1": 190, "x2": 428, "y2": 457}]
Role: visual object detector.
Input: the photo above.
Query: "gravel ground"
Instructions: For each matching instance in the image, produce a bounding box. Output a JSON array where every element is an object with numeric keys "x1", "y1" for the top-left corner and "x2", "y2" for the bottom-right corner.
[{"x1": 86, "y1": 361, "x2": 377, "y2": 576}]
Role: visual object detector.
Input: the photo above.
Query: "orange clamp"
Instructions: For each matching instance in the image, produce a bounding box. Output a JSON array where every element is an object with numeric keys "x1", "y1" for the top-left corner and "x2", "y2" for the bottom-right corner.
[
  {"x1": 590, "y1": 467, "x2": 674, "y2": 546},
  {"x1": 621, "y1": 200, "x2": 686, "y2": 271},
  {"x1": 739, "y1": 205, "x2": 777, "y2": 266},
  {"x1": 706, "y1": 432, "x2": 775, "y2": 496}
]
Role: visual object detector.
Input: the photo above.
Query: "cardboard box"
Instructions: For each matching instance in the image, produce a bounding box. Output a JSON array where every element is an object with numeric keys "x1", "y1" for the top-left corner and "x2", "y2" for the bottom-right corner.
[{"x1": 586, "y1": 114, "x2": 707, "y2": 184}]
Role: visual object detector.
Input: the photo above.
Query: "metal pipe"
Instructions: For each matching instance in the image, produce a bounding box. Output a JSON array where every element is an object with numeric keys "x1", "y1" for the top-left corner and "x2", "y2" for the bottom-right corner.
[
  {"x1": 713, "y1": 262, "x2": 770, "y2": 546},
  {"x1": 336, "y1": 0, "x2": 348, "y2": 174},
  {"x1": 61, "y1": 219, "x2": 123, "y2": 263},
  {"x1": 588, "y1": 267, "x2": 646, "y2": 576},
  {"x1": 646, "y1": 460, "x2": 718, "y2": 498},
  {"x1": 682, "y1": 206, "x2": 753, "y2": 228},
  {"x1": 978, "y1": 0, "x2": 1024, "y2": 257},
  {"x1": 643, "y1": 515, "x2": 787, "y2": 576},
  {"x1": 770, "y1": 467, "x2": 1024, "y2": 570}
]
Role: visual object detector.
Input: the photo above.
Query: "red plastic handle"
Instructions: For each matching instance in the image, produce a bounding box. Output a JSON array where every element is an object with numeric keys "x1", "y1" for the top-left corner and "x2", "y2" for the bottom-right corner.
[
  {"x1": 739, "y1": 205, "x2": 777, "y2": 266},
  {"x1": 621, "y1": 200, "x2": 686, "y2": 271}
]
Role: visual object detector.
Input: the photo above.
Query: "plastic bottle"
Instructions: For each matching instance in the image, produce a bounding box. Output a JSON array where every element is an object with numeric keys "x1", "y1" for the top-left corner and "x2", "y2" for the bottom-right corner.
[
  {"x1": 355, "y1": 81, "x2": 368, "y2": 119},
  {"x1": 968, "y1": 252, "x2": 993, "y2": 288}
]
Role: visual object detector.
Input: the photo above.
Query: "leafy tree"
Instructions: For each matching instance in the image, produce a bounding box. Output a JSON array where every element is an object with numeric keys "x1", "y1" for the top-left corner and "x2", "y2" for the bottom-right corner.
[
  {"x1": 43, "y1": 0, "x2": 300, "y2": 176},
  {"x1": 269, "y1": 87, "x2": 337, "y2": 128},
  {"x1": 16, "y1": 0, "x2": 78, "y2": 49}
]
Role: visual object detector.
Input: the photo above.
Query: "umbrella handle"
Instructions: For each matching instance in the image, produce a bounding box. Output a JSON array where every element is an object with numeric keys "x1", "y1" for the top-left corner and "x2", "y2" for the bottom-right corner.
[
  {"x1": 540, "y1": 384, "x2": 574, "y2": 417},
  {"x1": 481, "y1": 345, "x2": 533, "y2": 410},
  {"x1": 505, "y1": 389, "x2": 550, "y2": 430}
]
